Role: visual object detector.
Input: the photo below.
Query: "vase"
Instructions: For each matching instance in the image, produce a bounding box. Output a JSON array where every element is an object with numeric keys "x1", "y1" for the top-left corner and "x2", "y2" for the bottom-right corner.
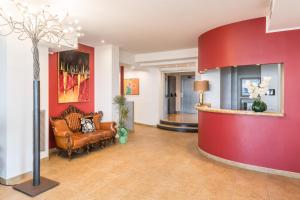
[
  {"x1": 119, "y1": 136, "x2": 127, "y2": 144},
  {"x1": 252, "y1": 99, "x2": 267, "y2": 112}
]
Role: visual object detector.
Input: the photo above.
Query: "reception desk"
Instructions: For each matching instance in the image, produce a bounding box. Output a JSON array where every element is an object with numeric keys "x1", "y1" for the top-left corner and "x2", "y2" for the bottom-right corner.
[
  {"x1": 197, "y1": 17, "x2": 300, "y2": 176},
  {"x1": 196, "y1": 107, "x2": 300, "y2": 178},
  {"x1": 196, "y1": 106, "x2": 284, "y2": 117}
]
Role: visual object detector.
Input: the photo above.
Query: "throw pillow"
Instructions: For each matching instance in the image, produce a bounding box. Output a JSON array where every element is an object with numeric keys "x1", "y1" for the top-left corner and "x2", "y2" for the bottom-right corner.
[{"x1": 81, "y1": 116, "x2": 96, "y2": 133}]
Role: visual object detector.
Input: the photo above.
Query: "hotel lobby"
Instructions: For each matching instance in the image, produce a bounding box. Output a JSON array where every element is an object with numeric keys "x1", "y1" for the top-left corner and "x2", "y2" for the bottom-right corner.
[{"x1": 1, "y1": 0, "x2": 300, "y2": 199}]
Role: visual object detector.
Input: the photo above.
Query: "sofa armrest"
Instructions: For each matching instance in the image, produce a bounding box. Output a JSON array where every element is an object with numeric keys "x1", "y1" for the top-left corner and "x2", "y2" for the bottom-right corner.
[
  {"x1": 54, "y1": 130, "x2": 73, "y2": 137},
  {"x1": 99, "y1": 122, "x2": 117, "y2": 133}
]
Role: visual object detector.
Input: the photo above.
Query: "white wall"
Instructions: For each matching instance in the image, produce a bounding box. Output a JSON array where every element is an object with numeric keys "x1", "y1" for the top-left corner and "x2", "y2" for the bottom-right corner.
[
  {"x1": 135, "y1": 48, "x2": 198, "y2": 63},
  {"x1": 200, "y1": 69, "x2": 221, "y2": 108},
  {"x1": 0, "y1": 35, "x2": 49, "y2": 180},
  {"x1": 95, "y1": 45, "x2": 120, "y2": 122},
  {"x1": 120, "y1": 50, "x2": 135, "y2": 66},
  {"x1": 175, "y1": 75, "x2": 181, "y2": 112},
  {"x1": 0, "y1": 37, "x2": 7, "y2": 179},
  {"x1": 124, "y1": 69, "x2": 161, "y2": 125},
  {"x1": 261, "y1": 64, "x2": 281, "y2": 112}
]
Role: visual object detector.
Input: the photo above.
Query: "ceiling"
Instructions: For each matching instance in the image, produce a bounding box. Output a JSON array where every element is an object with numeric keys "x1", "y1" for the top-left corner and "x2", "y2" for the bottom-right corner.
[
  {"x1": 44, "y1": 0, "x2": 269, "y2": 53},
  {"x1": 267, "y1": 0, "x2": 300, "y2": 32}
]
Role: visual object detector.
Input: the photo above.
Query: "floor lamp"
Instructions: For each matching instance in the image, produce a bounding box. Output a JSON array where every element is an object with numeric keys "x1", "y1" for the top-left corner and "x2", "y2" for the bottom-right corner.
[{"x1": 0, "y1": 0, "x2": 83, "y2": 196}]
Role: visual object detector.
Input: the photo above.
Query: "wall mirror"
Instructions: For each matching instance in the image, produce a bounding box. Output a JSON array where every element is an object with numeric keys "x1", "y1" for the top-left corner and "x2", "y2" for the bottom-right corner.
[{"x1": 200, "y1": 63, "x2": 284, "y2": 113}]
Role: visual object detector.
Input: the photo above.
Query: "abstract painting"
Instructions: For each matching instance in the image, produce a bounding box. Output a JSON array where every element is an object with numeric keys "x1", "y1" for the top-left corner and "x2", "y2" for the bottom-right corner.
[
  {"x1": 124, "y1": 78, "x2": 139, "y2": 95},
  {"x1": 58, "y1": 51, "x2": 90, "y2": 103}
]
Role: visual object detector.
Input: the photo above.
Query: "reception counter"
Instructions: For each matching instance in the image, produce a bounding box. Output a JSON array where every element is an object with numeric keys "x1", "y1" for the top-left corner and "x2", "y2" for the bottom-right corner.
[
  {"x1": 197, "y1": 17, "x2": 300, "y2": 176},
  {"x1": 196, "y1": 106, "x2": 284, "y2": 117}
]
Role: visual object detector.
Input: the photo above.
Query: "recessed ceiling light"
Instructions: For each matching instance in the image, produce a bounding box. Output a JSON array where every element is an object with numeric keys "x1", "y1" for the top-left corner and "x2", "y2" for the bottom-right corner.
[{"x1": 101, "y1": 40, "x2": 105, "y2": 44}]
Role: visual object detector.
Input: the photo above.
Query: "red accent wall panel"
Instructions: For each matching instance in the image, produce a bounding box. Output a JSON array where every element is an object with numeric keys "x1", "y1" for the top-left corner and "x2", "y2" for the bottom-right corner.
[
  {"x1": 120, "y1": 65, "x2": 124, "y2": 96},
  {"x1": 49, "y1": 44, "x2": 95, "y2": 148},
  {"x1": 198, "y1": 17, "x2": 300, "y2": 173}
]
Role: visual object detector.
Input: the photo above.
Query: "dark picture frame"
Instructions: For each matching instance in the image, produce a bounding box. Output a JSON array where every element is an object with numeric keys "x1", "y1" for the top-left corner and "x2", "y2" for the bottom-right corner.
[{"x1": 240, "y1": 78, "x2": 261, "y2": 97}]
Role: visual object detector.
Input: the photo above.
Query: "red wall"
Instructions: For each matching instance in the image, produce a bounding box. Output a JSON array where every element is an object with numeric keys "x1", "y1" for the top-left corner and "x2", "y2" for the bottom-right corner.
[
  {"x1": 198, "y1": 17, "x2": 300, "y2": 173},
  {"x1": 49, "y1": 44, "x2": 95, "y2": 148}
]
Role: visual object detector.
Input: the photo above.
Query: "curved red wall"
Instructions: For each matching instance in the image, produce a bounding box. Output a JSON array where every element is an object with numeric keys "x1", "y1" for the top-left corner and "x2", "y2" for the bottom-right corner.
[
  {"x1": 49, "y1": 44, "x2": 95, "y2": 148},
  {"x1": 198, "y1": 17, "x2": 300, "y2": 173}
]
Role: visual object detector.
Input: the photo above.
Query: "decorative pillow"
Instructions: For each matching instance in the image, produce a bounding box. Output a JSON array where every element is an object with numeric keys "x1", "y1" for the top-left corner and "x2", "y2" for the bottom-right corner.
[
  {"x1": 81, "y1": 116, "x2": 96, "y2": 133},
  {"x1": 93, "y1": 112, "x2": 103, "y2": 130}
]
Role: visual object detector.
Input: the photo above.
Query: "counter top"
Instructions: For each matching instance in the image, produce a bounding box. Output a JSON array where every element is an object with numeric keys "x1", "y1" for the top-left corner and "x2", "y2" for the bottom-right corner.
[{"x1": 196, "y1": 106, "x2": 284, "y2": 117}]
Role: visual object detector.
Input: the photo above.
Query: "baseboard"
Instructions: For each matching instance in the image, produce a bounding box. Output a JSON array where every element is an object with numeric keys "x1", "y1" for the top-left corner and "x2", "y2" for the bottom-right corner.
[
  {"x1": 134, "y1": 122, "x2": 156, "y2": 127},
  {"x1": 0, "y1": 157, "x2": 50, "y2": 186},
  {"x1": 0, "y1": 172, "x2": 32, "y2": 186},
  {"x1": 197, "y1": 147, "x2": 300, "y2": 179}
]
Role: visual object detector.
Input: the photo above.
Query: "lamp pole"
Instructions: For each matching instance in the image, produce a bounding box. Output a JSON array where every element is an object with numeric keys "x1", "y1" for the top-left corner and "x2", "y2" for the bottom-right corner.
[
  {"x1": 32, "y1": 38, "x2": 40, "y2": 186},
  {"x1": 0, "y1": 0, "x2": 83, "y2": 196}
]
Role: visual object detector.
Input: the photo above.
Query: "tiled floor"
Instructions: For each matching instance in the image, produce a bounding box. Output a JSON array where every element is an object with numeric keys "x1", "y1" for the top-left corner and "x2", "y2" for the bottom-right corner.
[{"x1": 1, "y1": 124, "x2": 300, "y2": 200}]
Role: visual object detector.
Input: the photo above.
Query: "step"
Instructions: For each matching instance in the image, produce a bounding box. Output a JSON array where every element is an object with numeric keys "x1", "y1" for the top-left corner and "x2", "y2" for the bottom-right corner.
[
  {"x1": 160, "y1": 120, "x2": 198, "y2": 127},
  {"x1": 157, "y1": 124, "x2": 198, "y2": 133}
]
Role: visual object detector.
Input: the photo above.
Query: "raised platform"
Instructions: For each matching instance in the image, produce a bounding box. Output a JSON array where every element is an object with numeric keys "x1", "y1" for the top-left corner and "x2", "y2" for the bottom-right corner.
[{"x1": 157, "y1": 114, "x2": 198, "y2": 133}]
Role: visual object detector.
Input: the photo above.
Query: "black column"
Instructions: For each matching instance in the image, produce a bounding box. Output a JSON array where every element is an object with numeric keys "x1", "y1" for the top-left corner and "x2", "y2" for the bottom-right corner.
[{"x1": 33, "y1": 80, "x2": 40, "y2": 186}]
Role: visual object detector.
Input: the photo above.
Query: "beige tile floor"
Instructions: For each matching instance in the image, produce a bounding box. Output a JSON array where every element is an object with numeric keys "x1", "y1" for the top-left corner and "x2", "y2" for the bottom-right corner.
[
  {"x1": 163, "y1": 113, "x2": 198, "y2": 123},
  {"x1": 1, "y1": 124, "x2": 300, "y2": 200}
]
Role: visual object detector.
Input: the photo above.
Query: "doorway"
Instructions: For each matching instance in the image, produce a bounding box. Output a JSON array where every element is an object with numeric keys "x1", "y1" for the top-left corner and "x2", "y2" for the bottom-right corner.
[
  {"x1": 159, "y1": 72, "x2": 198, "y2": 131},
  {"x1": 181, "y1": 75, "x2": 198, "y2": 114},
  {"x1": 163, "y1": 72, "x2": 198, "y2": 118},
  {"x1": 167, "y1": 76, "x2": 177, "y2": 114}
]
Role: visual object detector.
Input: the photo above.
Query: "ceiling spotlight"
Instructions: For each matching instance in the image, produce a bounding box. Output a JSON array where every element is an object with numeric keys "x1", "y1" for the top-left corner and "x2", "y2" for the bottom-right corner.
[{"x1": 101, "y1": 40, "x2": 105, "y2": 44}]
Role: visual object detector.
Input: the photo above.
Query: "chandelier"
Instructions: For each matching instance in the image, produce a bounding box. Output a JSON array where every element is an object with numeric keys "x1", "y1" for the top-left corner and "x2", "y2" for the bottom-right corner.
[
  {"x1": 0, "y1": 0, "x2": 83, "y2": 79},
  {"x1": 0, "y1": 0, "x2": 83, "y2": 196}
]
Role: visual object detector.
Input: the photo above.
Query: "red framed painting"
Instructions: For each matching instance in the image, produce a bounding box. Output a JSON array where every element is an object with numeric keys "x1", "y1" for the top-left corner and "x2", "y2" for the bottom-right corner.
[{"x1": 58, "y1": 50, "x2": 90, "y2": 103}]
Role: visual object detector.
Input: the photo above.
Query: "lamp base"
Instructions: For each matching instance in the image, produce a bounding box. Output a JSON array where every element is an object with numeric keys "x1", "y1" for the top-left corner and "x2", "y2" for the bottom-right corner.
[{"x1": 13, "y1": 177, "x2": 59, "y2": 197}]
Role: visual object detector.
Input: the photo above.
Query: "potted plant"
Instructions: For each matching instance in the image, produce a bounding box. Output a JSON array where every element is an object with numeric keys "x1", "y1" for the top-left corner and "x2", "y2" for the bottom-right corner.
[
  {"x1": 247, "y1": 77, "x2": 271, "y2": 112},
  {"x1": 113, "y1": 95, "x2": 129, "y2": 144}
]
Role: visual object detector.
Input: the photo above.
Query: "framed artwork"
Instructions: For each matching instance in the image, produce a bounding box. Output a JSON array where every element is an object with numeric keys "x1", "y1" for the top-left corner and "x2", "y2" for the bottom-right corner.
[
  {"x1": 124, "y1": 78, "x2": 139, "y2": 95},
  {"x1": 241, "y1": 78, "x2": 260, "y2": 97},
  {"x1": 240, "y1": 98, "x2": 254, "y2": 111},
  {"x1": 58, "y1": 51, "x2": 90, "y2": 103}
]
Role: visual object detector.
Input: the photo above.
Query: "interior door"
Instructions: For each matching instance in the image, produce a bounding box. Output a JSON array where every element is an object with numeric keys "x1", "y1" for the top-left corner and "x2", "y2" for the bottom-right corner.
[
  {"x1": 167, "y1": 76, "x2": 177, "y2": 114},
  {"x1": 181, "y1": 75, "x2": 198, "y2": 114}
]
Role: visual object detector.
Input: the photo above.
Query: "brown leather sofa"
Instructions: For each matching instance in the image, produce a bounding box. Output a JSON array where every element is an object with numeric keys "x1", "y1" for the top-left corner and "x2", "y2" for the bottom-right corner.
[{"x1": 50, "y1": 106, "x2": 116, "y2": 160}]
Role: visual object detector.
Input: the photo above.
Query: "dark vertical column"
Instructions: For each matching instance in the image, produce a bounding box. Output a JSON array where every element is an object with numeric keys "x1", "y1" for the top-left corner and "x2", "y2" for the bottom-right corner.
[
  {"x1": 120, "y1": 65, "x2": 124, "y2": 96},
  {"x1": 33, "y1": 80, "x2": 40, "y2": 186}
]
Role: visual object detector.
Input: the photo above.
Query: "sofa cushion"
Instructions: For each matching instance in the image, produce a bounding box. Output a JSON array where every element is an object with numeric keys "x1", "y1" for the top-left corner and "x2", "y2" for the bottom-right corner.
[
  {"x1": 65, "y1": 113, "x2": 83, "y2": 132},
  {"x1": 51, "y1": 119, "x2": 70, "y2": 134},
  {"x1": 86, "y1": 131, "x2": 105, "y2": 144},
  {"x1": 81, "y1": 117, "x2": 96, "y2": 133},
  {"x1": 71, "y1": 133, "x2": 89, "y2": 149}
]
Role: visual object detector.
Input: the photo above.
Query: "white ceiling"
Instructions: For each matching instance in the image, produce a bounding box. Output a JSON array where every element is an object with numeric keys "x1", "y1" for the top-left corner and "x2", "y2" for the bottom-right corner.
[
  {"x1": 267, "y1": 0, "x2": 300, "y2": 32},
  {"x1": 45, "y1": 0, "x2": 269, "y2": 53}
]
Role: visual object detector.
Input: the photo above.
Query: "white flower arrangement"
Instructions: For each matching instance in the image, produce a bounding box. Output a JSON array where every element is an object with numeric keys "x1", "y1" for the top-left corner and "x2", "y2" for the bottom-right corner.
[{"x1": 246, "y1": 77, "x2": 271, "y2": 99}]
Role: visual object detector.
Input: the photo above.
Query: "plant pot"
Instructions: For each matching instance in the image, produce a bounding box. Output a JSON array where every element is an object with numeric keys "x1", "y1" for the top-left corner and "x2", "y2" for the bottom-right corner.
[
  {"x1": 119, "y1": 136, "x2": 127, "y2": 144},
  {"x1": 252, "y1": 99, "x2": 267, "y2": 112}
]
